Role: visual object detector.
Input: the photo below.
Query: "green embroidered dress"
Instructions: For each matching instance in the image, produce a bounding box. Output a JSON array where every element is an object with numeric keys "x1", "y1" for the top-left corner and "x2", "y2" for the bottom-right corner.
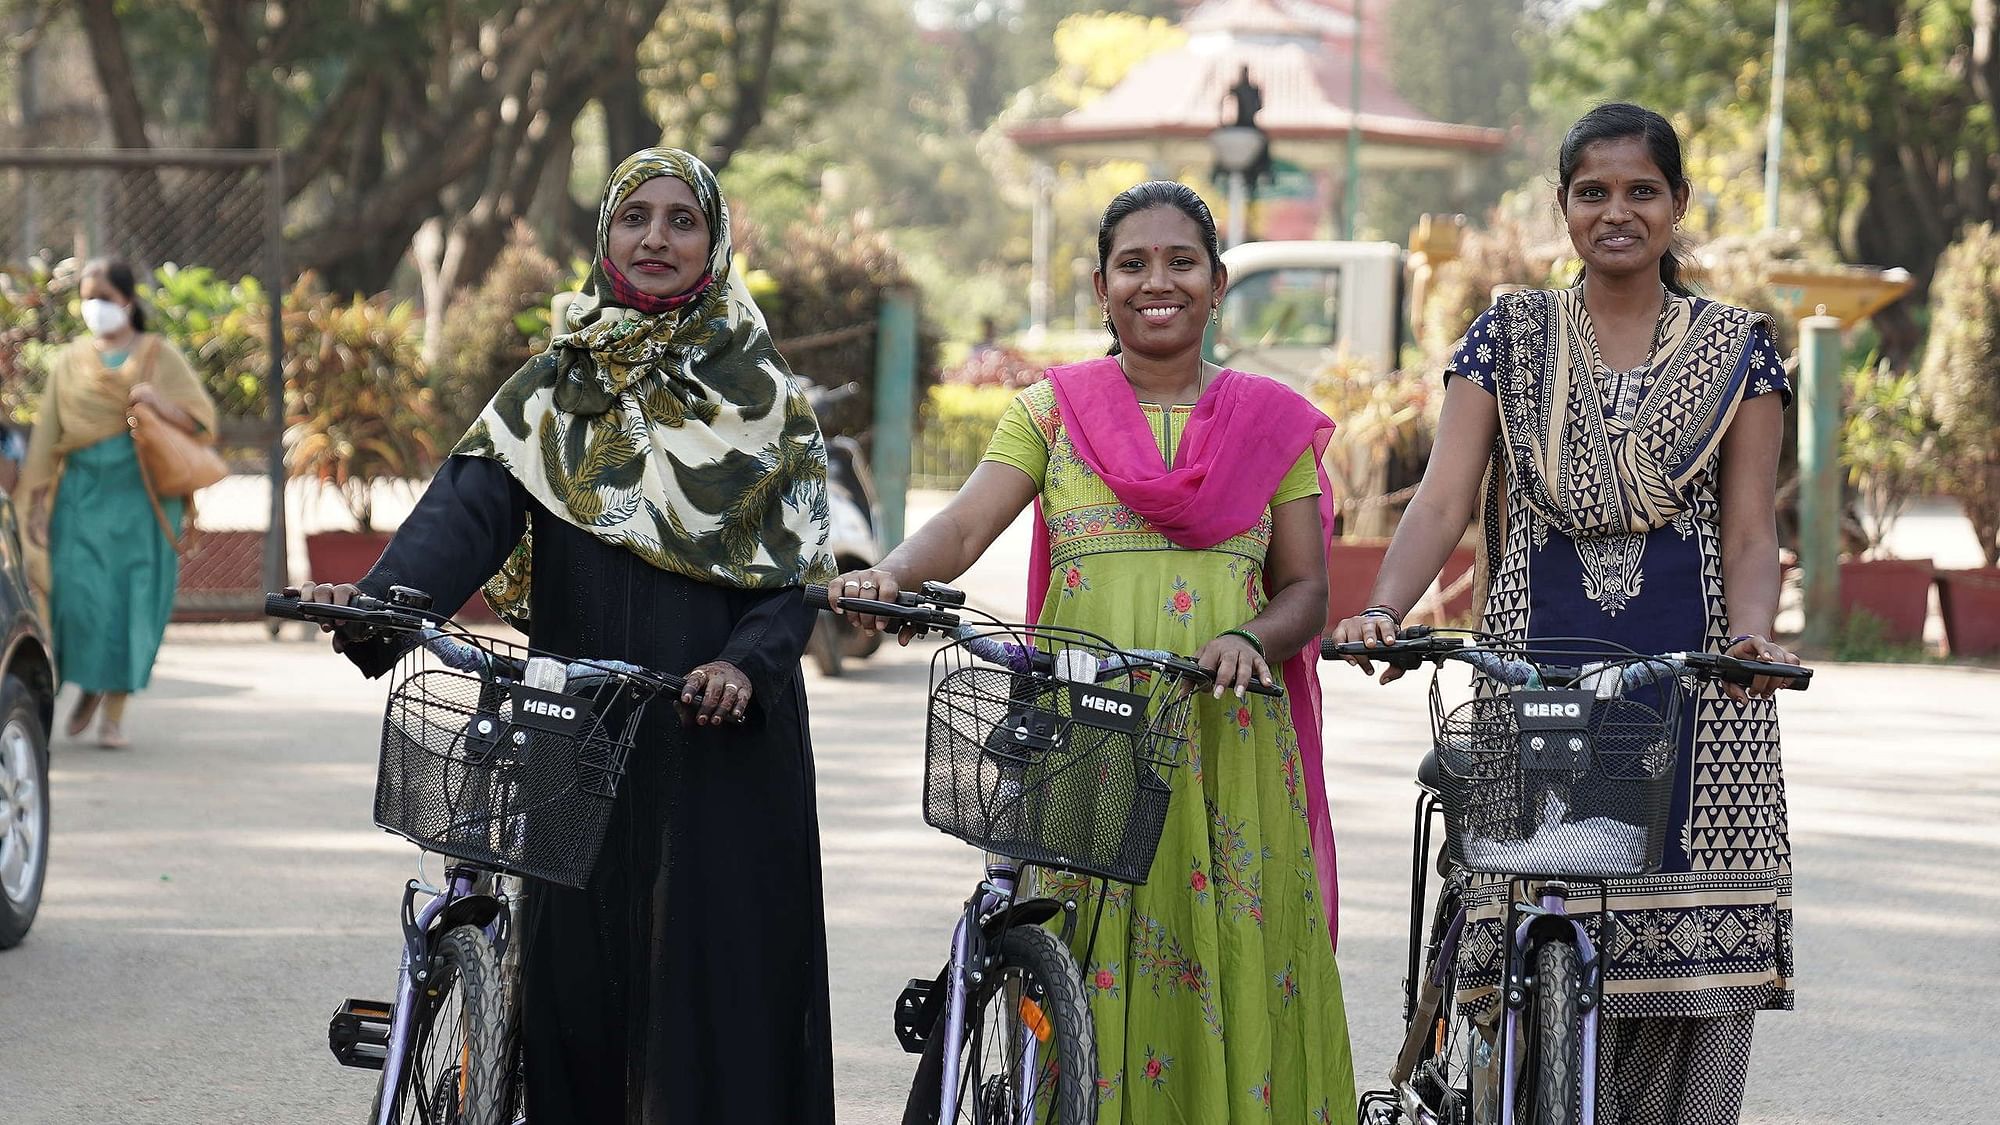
[{"x1": 984, "y1": 380, "x2": 1356, "y2": 1125}]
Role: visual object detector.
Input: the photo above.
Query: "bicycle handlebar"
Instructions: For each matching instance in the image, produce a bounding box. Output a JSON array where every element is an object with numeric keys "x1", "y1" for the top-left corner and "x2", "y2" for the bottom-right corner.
[
  {"x1": 265, "y1": 588, "x2": 680, "y2": 694},
  {"x1": 806, "y1": 583, "x2": 1283, "y2": 697},
  {"x1": 1321, "y1": 629, "x2": 1811, "y2": 691}
]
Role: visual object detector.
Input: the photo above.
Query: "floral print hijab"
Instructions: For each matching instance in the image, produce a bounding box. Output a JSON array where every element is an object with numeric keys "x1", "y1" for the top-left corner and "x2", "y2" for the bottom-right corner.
[{"x1": 456, "y1": 148, "x2": 834, "y2": 624}]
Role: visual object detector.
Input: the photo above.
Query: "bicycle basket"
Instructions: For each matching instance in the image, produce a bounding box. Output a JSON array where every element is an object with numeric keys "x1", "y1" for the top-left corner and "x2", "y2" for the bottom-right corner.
[
  {"x1": 922, "y1": 628, "x2": 1198, "y2": 884},
  {"x1": 373, "y1": 634, "x2": 656, "y2": 888},
  {"x1": 1430, "y1": 671, "x2": 1680, "y2": 879}
]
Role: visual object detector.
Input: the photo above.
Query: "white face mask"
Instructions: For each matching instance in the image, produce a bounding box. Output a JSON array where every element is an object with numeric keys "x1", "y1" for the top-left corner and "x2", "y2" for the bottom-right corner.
[{"x1": 81, "y1": 298, "x2": 130, "y2": 338}]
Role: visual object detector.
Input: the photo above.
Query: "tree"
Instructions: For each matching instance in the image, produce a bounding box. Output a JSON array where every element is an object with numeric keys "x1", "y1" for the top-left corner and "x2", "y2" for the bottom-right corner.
[
  {"x1": 1920, "y1": 223, "x2": 2000, "y2": 566},
  {"x1": 58, "y1": 0, "x2": 814, "y2": 293}
]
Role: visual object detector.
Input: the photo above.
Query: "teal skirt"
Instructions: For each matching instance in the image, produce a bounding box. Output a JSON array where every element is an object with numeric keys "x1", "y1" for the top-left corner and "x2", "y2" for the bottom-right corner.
[{"x1": 49, "y1": 434, "x2": 180, "y2": 693}]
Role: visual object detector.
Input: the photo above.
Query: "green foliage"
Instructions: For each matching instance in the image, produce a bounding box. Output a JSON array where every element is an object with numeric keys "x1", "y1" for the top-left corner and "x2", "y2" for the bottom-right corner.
[
  {"x1": 1918, "y1": 222, "x2": 2000, "y2": 566},
  {"x1": 743, "y1": 211, "x2": 939, "y2": 434},
  {"x1": 429, "y1": 225, "x2": 567, "y2": 443},
  {"x1": 1842, "y1": 353, "x2": 1938, "y2": 558},
  {"x1": 1831, "y1": 607, "x2": 1935, "y2": 663},
  {"x1": 278, "y1": 278, "x2": 442, "y2": 532},
  {"x1": 146, "y1": 265, "x2": 270, "y2": 419},
  {"x1": 913, "y1": 383, "x2": 1014, "y2": 489},
  {"x1": 1536, "y1": 0, "x2": 1992, "y2": 293}
]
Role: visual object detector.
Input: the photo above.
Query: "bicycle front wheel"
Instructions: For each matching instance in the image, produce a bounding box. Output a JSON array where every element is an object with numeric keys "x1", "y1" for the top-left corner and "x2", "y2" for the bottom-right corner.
[
  {"x1": 1525, "y1": 940, "x2": 1581, "y2": 1125},
  {"x1": 952, "y1": 924, "x2": 1098, "y2": 1123},
  {"x1": 372, "y1": 924, "x2": 509, "y2": 1125}
]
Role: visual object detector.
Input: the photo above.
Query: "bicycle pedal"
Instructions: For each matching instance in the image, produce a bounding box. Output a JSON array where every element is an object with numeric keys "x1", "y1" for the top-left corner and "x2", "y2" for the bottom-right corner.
[
  {"x1": 328, "y1": 997, "x2": 393, "y2": 1070},
  {"x1": 893, "y1": 975, "x2": 943, "y2": 1055}
]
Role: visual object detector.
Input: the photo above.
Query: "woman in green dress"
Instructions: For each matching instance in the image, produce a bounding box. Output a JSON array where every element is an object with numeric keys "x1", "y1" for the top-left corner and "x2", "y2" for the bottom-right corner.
[
  {"x1": 835, "y1": 181, "x2": 1356, "y2": 1124},
  {"x1": 19, "y1": 258, "x2": 216, "y2": 748}
]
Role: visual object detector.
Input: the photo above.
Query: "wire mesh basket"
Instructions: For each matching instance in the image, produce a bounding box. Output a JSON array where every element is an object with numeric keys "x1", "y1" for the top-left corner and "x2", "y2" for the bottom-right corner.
[
  {"x1": 1428, "y1": 645, "x2": 1683, "y2": 879},
  {"x1": 922, "y1": 626, "x2": 1203, "y2": 884},
  {"x1": 373, "y1": 631, "x2": 666, "y2": 888}
]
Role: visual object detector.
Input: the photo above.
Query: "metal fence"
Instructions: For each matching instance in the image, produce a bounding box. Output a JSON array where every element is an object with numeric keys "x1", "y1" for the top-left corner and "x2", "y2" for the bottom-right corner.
[{"x1": 0, "y1": 149, "x2": 287, "y2": 620}]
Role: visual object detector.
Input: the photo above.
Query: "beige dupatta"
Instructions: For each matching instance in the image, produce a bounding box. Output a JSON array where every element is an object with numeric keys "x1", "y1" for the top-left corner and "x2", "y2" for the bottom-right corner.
[{"x1": 1485, "y1": 288, "x2": 1770, "y2": 538}]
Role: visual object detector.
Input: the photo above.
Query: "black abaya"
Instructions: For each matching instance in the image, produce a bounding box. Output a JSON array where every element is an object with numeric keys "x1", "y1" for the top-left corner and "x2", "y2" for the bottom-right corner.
[{"x1": 345, "y1": 454, "x2": 835, "y2": 1124}]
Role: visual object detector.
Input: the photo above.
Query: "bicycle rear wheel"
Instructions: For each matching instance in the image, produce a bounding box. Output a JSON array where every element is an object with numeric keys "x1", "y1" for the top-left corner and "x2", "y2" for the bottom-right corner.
[
  {"x1": 372, "y1": 925, "x2": 509, "y2": 1125},
  {"x1": 1524, "y1": 940, "x2": 1581, "y2": 1125},
  {"x1": 951, "y1": 925, "x2": 1097, "y2": 1124}
]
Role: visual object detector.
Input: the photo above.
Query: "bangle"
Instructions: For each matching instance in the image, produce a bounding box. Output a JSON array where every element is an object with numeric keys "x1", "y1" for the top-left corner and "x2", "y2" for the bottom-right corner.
[
  {"x1": 1362, "y1": 604, "x2": 1404, "y2": 627},
  {"x1": 1220, "y1": 628, "x2": 1265, "y2": 657},
  {"x1": 1725, "y1": 633, "x2": 1761, "y2": 651}
]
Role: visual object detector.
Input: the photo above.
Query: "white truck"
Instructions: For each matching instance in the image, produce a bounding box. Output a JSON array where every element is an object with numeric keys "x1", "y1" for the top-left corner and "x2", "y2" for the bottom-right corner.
[{"x1": 1205, "y1": 239, "x2": 1407, "y2": 388}]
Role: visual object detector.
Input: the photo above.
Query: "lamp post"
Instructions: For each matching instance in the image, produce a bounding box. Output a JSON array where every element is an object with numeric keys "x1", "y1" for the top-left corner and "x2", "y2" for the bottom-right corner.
[{"x1": 1211, "y1": 68, "x2": 1269, "y2": 249}]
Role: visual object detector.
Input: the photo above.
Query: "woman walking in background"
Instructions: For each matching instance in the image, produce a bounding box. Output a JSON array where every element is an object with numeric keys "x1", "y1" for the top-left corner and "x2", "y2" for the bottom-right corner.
[{"x1": 19, "y1": 258, "x2": 216, "y2": 748}]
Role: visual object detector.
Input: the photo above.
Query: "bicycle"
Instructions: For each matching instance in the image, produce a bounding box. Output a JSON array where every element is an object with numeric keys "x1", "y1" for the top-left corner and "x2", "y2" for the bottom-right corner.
[
  {"x1": 266, "y1": 585, "x2": 679, "y2": 1125},
  {"x1": 806, "y1": 581, "x2": 1282, "y2": 1124},
  {"x1": 1324, "y1": 627, "x2": 1810, "y2": 1125}
]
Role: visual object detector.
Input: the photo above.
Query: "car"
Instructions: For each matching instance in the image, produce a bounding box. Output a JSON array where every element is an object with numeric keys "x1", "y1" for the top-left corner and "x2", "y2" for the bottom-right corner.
[{"x1": 0, "y1": 492, "x2": 57, "y2": 949}]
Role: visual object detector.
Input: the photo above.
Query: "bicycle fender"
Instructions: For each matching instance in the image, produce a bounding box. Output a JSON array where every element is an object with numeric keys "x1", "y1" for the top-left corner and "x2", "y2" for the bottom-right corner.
[
  {"x1": 436, "y1": 893, "x2": 505, "y2": 934},
  {"x1": 980, "y1": 896, "x2": 1061, "y2": 939}
]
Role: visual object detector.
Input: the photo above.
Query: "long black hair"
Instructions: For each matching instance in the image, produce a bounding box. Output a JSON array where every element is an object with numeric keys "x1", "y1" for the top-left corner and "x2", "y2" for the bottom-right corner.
[
  {"x1": 82, "y1": 257, "x2": 149, "y2": 332},
  {"x1": 1557, "y1": 103, "x2": 1696, "y2": 297},
  {"x1": 1095, "y1": 181, "x2": 1223, "y2": 355}
]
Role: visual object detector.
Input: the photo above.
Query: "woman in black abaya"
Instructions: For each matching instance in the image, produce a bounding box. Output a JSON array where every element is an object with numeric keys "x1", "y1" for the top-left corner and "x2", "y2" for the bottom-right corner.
[{"x1": 304, "y1": 148, "x2": 837, "y2": 1123}]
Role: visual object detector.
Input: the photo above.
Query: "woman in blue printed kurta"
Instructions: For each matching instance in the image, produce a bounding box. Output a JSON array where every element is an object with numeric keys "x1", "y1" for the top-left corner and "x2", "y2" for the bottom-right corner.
[{"x1": 1330, "y1": 104, "x2": 1804, "y2": 1124}]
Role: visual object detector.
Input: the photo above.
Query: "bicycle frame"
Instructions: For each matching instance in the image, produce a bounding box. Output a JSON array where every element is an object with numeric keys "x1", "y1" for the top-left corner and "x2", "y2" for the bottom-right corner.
[
  {"x1": 937, "y1": 859, "x2": 1043, "y2": 1124},
  {"x1": 1496, "y1": 881, "x2": 1604, "y2": 1125},
  {"x1": 374, "y1": 862, "x2": 514, "y2": 1125}
]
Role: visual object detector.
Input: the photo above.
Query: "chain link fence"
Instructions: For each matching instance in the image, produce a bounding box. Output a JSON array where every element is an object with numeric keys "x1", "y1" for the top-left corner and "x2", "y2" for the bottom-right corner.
[{"x1": 0, "y1": 149, "x2": 287, "y2": 622}]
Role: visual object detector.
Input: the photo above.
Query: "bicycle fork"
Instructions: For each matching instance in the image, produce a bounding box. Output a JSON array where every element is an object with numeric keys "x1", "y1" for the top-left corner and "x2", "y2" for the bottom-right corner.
[
  {"x1": 1499, "y1": 883, "x2": 1604, "y2": 1125},
  {"x1": 371, "y1": 868, "x2": 513, "y2": 1125},
  {"x1": 937, "y1": 862, "x2": 1042, "y2": 1124}
]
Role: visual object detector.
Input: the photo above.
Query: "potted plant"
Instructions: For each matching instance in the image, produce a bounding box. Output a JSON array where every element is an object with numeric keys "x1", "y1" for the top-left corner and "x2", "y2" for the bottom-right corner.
[
  {"x1": 1837, "y1": 356, "x2": 1939, "y2": 646},
  {"x1": 1918, "y1": 224, "x2": 2000, "y2": 655},
  {"x1": 277, "y1": 278, "x2": 443, "y2": 582},
  {"x1": 1307, "y1": 357, "x2": 1474, "y2": 623}
]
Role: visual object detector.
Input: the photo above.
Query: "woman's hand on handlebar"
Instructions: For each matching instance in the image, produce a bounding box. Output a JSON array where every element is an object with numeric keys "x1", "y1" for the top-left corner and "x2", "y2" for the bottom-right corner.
[
  {"x1": 1195, "y1": 633, "x2": 1274, "y2": 699},
  {"x1": 827, "y1": 567, "x2": 913, "y2": 643},
  {"x1": 681, "y1": 660, "x2": 752, "y2": 726},
  {"x1": 1327, "y1": 612, "x2": 1405, "y2": 683},
  {"x1": 298, "y1": 581, "x2": 365, "y2": 650},
  {"x1": 1723, "y1": 633, "x2": 1801, "y2": 703}
]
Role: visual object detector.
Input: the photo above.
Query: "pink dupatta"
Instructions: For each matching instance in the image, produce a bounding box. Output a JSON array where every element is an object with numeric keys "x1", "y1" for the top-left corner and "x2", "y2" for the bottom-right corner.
[{"x1": 1025, "y1": 357, "x2": 1342, "y2": 948}]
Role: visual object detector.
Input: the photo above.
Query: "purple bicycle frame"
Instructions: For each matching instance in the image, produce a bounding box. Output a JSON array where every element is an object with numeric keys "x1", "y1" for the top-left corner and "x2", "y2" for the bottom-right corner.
[
  {"x1": 936, "y1": 860, "x2": 1045, "y2": 1124},
  {"x1": 1498, "y1": 888, "x2": 1601, "y2": 1125},
  {"x1": 373, "y1": 866, "x2": 511, "y2": 1125}
]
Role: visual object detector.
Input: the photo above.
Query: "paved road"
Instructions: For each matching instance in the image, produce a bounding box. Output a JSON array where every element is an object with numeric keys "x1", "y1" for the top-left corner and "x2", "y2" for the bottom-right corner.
[{"x1": 1, "y1": 623, "x2": 1992, "y2": 1123}]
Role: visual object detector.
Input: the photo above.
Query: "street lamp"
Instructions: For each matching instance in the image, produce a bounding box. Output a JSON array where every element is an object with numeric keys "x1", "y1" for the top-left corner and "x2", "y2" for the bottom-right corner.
[{"x1": 1211, "y1": 67, "x2": 1269, "y2": 249}]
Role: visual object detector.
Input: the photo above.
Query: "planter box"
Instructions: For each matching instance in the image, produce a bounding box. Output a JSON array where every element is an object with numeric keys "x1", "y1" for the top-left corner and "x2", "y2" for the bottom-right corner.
[
  {"x1": 304, "y1": 530, "x2": 394, "y2": 587},
  {"x1": 1936, "y1": 568, "x2": 2000, "y2": 657},
  {"x1": 1327, "y1": 539, "x2": 1476, "y2": 627},
  {"x1": 303, "y1": 530, "x2": 498, "y2": 623},
  {"x1": 1838, "y1": 558, "x2": 1935, "y2": 645}
]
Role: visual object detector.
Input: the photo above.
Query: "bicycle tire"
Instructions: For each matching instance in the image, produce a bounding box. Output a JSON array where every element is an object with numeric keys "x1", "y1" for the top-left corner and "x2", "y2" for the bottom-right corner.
[
  {"x1": 370, "y1": 925, "x2": 509, "y2": 1125},
  {"x1": 1526, "y1": 940, "x2": 1581, "y2": 1125},
  {"x1": 952, "y1": 925, "x2": 1097, "y2": 1124}
]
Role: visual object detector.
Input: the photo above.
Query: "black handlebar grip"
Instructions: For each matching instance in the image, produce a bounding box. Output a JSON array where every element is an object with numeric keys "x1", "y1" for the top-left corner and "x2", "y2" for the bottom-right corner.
[
  {"x1": 804, "y1": 585, "x2": 831, "y2": 611},
  {"x1": 1729, "y1": 658, "x2": 1814, "y2": 690},
  {"x1": 264, "y1": 592, "x2": 309, "y2": 621}
]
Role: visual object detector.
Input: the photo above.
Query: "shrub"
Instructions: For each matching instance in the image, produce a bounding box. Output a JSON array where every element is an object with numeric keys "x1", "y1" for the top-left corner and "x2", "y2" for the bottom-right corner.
[
  {"x1": 1918, "y1": 223, "x2": 2000, "y2": 567},
  {"x1": 277, "y1": 277, "x2": 442, "y2": 531},
  {"x1": 1841, "y1": 354, "x2": 1938, "y2": 559},
  {"x1": 741, "y1": 211, "x2": 940, "y2": 436},
  {"x1": 913, "y1": 383, "x2": 1014, "y2": 489},
  {"x1": 429, "y1": 224, "x2": 568, "y2": 443}
]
